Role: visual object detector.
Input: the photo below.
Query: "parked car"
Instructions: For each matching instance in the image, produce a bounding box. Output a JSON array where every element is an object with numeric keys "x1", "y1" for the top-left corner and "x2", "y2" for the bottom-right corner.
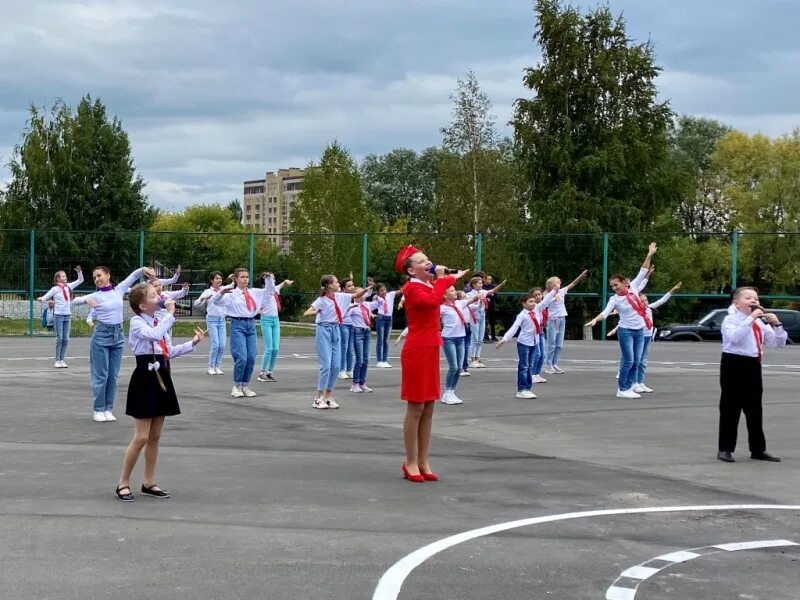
[{"x1": 656, "y1": 308, "x2": 800, "y2": 343}]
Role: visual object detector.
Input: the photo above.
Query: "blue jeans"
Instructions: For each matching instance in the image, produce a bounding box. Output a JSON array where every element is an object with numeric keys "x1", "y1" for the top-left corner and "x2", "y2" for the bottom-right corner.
[
  {"x1": 206, "y1": 316, "x2": 227, "y2": 368},
  {"x1": 339, "y1": 324, "x2": 354, "y2": 372},
  {"x1": 316, "y1": 323, "x2": 341, "y2": 391},
  {"x1": 462, "y1": 326, "x2": 471, "y2": 371},
  {"x1": 89, "y1": 323, "x2": 124, "y2": 412},
  {"x1": 617, "y1": 327, "x2": 645, "y2": 391},
  {"x1": 54, "y1": 314, "x2": 71, "y2": 361},
  {"x1": 260, "y1": 315, "x2": 280, "y2": 372},
  {"x1": 545, "y1": 316, "x2": 566, "y2": 367},
  {"x1": 533, "y1": 335, "x2": 546, "y2": 375},
  {"x1": 442, "y1": 336, "x2": 464, "y2": 390},
  {"x1": 516, "y1": 342, "x2": 536, "y2": 392},
  {"x1": 352, "y1": 327, "x2": 371, "y2": 385},
  {"x1": 230, "y1": 318, "x2": 257, "y2": 385},
  {"x1": 636, "y1": 335, "x2": 652, "y2": 383},
  {"x1": 470, "y1": 312, "x2": 486, "y2": 358},
  {"x1": 376, "y1": 315, "x2": 392, "y2": 363}
]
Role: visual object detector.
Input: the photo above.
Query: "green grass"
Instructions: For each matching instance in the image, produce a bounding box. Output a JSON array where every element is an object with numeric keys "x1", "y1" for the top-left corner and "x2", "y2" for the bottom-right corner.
[{"x1": 0, "y1": 318, "x2": 316, "y2": 337}]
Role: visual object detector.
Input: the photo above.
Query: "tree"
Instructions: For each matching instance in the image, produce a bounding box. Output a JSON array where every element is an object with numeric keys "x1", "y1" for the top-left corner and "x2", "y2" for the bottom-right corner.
[
  {"x1": 669, "y1": 116, "x2": 732, "y2": 234},
  {"x1": 226, "y1": 199, "x2": 243, "y2": 224},
  {"x1": 360, "y1": 147, "x2": 440, "y2": 231},
  {"x1": 513, "y1": 0, "x2": 675, "y2": 234},
  {"x1": 289, "y1": 142, "x2": 378, "y2": 287}
]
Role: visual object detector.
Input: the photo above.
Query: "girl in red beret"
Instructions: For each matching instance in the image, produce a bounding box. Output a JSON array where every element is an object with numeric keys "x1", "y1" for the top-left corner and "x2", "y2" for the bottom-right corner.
[{"x1": 395, "y1": 245, "x2": 469, "y2": 482}]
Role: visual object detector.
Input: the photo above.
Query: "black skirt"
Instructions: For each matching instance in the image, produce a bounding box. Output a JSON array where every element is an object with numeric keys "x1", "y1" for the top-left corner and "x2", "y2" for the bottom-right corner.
[{"x1": 126, "y1": 355, "x2": 181, "y2": 419}]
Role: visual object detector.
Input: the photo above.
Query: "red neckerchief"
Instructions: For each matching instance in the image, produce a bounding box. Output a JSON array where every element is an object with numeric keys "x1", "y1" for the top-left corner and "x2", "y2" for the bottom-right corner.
[
  {"x1": 541, "y1": 307, "x2": 549, "y2": 328},
  {"x1": 359, "y1": 303, "x2": 371, "y2": 325},
  {"x1": 274, "y1": 292, "x2": 281, "y2": 312},
  {"x1": 242, "y1": 288, "x2": 256, "y2": 311},
  {"x1": 327, "y1": 293, "x2": 343, "y2": 324},
  {"x1": 152, "y1": 316, "x2": 170, "y2": 362},
  {"x1": 620, "y1": 290, "x2": 653, "y2": 329},
  {"x1": 752, "y1": 321, "x2": 763, "y2": 361},
  {"x1": 57, "y1": 283, "x2": 69, "y2": 301},
  {"x1": 443, "y1": 301, "x2": 466, "y2": 327},
  {"x1": 528, "y1": 310, "x2": 541, "y2": 335},
  {"x1": 379, "y1": 296, "x2": 388, "y2": 314}
]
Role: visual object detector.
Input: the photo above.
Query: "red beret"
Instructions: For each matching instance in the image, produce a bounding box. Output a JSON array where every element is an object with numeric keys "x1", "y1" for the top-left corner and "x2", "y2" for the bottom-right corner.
[{"x1": 394, "y1": 244, "x2": 420, "y2": 273}]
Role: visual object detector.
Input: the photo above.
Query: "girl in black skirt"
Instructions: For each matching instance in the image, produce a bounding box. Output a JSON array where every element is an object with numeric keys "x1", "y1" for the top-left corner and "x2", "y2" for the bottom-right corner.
[{"x1": 115, "y1": 283, "x2": 205, "y2": 502}]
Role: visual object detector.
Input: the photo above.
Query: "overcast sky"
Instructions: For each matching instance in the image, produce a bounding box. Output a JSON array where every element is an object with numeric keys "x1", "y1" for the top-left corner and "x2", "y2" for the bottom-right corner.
[{"x1": 1, "y1": 0, "x2": 798, "y2": 211}]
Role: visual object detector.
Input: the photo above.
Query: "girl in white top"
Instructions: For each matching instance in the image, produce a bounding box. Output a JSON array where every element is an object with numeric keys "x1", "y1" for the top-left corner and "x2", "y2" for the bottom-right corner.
[
  {"x1": 346, "y1": 291, "x2": 380, "y2": 393},
  {"x1": 73, "y1": 265, "x2": 155, "y2": 422},
  {"x1": 194, "y1": 271, "x2": 227, "y2": 375},
  {"x1": 114, "y1": 283, "x2": 204, "y2": 502},
  {"x1": 374, "y1": 284, "x2": 401, "y2": 368},
  {"x1": 496, "y1": 289, "x2": 558, "y2": 399},
  {"x1": 542, "y1": 269, "x2": 588, "y2": 374},
  {"x1": 465, "y1": 276, "x2": 506, "y2": 368},
  {"x1": 257, "y1": 273, "x2": 293, "y2": 383},
  {"x1": 440, "y1": 286, "x2": 481, "y2": 405},
  {"x1": 210, "y1": 268, "x2": 275, "y2": 398},
  {"x1": 303, "y1": 275, "x2": 371, "y2": 409},
  {"x1": 586, "y1": 242, "x2": 657, "y2": 399},
  {"x1": 39, "y1": 265, "x2": 83, "y2": 368}
]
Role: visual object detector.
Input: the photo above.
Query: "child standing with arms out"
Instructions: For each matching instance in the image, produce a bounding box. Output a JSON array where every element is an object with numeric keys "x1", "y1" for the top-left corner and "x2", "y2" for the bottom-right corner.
[
  {"x1": 440, "y1": 287, "x2": 481, "y2": 405},
  {"x1": 210, "y1": 269, "x2": 276, "y2": 398},
  {"x1": 347, "y1": 290, "x2": 380, "y2": 393},
  {"x1": 39, "y1": 265, "x2": 83, "y2": 368},
  {"x1": 194, "y1": 271, "x2": 227, "y2": 375},
  {"x1": 115, "y1": 284, "x2": 204, "y2": 501},
  {"x1": 303, "y1": 276, "x2": 371, "y2": 409},
  {"x1": 257, "y1": 272, "x2": 293, "y2": 383},
  {"x1": 466, "y1": 276, "x2": 506, "y2": 368},
  {"x1": 374, "y1": 284, "x2": 401, "y2": 368},
  {"x1": 542, "y1": 269, "x2": 588, "y2": 374},
  {"x1": 338, "y1": 277, "x2": 357, "y2": 379},
  {"x1": 717, "y1": 287, "x2": 786, "y2": 463}
]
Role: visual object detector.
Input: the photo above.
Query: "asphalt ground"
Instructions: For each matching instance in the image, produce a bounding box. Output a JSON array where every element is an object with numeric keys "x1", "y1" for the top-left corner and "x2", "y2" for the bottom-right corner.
[{"x1": 1, "y1": 335, "x2": 798, "y2": 599}]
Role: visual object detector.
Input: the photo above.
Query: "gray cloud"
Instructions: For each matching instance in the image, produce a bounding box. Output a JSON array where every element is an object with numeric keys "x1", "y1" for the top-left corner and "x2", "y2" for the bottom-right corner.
[{"x1": 1, "y1": 0, "x2": 797, "y2": 211}]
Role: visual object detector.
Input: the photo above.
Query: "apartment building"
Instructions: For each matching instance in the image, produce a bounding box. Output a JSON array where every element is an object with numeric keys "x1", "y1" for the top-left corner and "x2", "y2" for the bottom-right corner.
[{"x1": 242, "y1": 167, "x2": 305, "y2": 240}]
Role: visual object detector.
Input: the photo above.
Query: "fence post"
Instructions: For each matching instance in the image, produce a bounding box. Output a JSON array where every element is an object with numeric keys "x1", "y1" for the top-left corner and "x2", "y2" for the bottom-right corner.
[
  {"x1": 28, "y1": 228, "x2": 35, "y2": 337},
  {"x1": 731, "y1": 231, "x2": 739, "y2": 290},
  {"x1": 248, "y1": 233, "x2": 255, "y2": 282},
  {"x1": 475, "y1": 233, "x2": 483, "y2": 272},
  {"x1": 139, "y1": 230, "x2": 145, "y2": 268},
  {"x1": 600, "y1": 232, "x2": 609, "y2": 340},
  {"x1": 361, "y1": 233, "x2": 368, "y2": 287}
]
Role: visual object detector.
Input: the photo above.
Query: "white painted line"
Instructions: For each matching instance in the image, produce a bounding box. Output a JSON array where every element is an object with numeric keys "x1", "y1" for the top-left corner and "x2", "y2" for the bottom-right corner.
[
  {"x1": 714, "y1": 539, "x2": 799, "y2": 551},
  {"x1": 654, "y1": 550, "x2": 700, "y2": 563},
  {"x1": 371, "y1": 505, "x2": 800, "y2": 600},
  {"x1": 605, "y1": 538, "x2": 799, "y2": 599},
  {"x1": 620, "y1": 565, "x2": 660, "y2": 579}
]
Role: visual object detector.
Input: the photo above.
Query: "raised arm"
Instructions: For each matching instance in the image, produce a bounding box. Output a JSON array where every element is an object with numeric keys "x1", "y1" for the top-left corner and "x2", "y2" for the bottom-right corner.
[
  {"x1": 39, "y1": 287, "x2": 57, "y2": 303},
  {"x1": 586, "y1": 296, "x2": 617, "y2": 327},
  {"x1": 68, "y1": 267, "x2": 84, "y2": 289},
  {"x1": 486, "y1": 279, "x2": 508, "y2": 295},
  {"x1": 118, "y1": 267, "x2": 153, "y2": 294},
  {"x1": 649, "y1": 282, "x2": 680, "y2": 310},
  {"x1": 564, "y1": 270, "x2": 588, "y2": 291},
  {"x1": 158, "y1": 265, "x2": 181, "y2": 286}
]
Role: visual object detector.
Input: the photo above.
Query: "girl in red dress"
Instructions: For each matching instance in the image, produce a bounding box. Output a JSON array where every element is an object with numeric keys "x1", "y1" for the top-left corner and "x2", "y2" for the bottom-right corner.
[{"x1": 395, "y1": 245, "x2": 469, "y2": 483}]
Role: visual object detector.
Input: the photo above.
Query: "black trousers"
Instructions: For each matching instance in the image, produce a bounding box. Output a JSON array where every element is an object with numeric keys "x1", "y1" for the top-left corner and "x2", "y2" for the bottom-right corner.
[{"x1": 718, "y1": 352, "x2": 766, "y2": 453}]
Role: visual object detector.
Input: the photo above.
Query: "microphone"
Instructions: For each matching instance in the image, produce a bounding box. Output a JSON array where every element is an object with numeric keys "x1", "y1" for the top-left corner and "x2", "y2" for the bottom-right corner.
[
  {"x1": 157, "y1": 298, "x2": 167, "y2": 309},
  {"x1": 427, "y1": 264, "x2": 458, "y2": 275}
]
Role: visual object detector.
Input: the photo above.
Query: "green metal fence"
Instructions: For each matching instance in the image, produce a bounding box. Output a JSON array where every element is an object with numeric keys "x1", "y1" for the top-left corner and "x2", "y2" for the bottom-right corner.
[{"x1": 1, "y1": 229, "x2": 798, "y2": 337}]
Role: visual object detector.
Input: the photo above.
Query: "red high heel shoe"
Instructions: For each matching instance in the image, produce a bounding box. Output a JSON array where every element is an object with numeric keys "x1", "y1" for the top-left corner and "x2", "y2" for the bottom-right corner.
[
  {"x1": 420, "y1": 470, "x2": 439, "y2": 482},
  {"x1": 402, "y1": 463, "x2": 425, "y2": 483}
]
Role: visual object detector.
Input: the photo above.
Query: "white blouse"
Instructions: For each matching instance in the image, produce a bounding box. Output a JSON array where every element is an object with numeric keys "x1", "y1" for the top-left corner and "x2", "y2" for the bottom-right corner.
[
  {"x1": 440, "y1": 300, "x2": 471, "y2": 339},
  {"x1": 722, "y1": 308, "x2": 787, "y2": 357},
  {"x1": 211, "y1": 279, "x2": 276, "y2": 318},
  {"x1": 128, "y1": 311, "x2": 195, "y2": 358},
  {"x1": 40, "y1": 271, "x2": 84, "y2": 315},
  {"x1": 311, "y1": 292, "x2": 353, "y2": 325}
]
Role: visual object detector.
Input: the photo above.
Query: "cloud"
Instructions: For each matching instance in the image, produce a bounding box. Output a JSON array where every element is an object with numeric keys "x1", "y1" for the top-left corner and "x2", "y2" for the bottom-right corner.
[{"x1": 0, "y1": 0, "x2": 797, "y2": 211}]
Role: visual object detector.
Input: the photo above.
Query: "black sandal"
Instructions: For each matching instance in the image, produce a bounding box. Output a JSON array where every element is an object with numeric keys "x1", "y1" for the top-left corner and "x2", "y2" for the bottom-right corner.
[
  {"x1": 115, "y1": 484, "x2": 134, "y2": 502},
  {"x1": 141, "y1": 484, "x2": 171, "y2": 499}
]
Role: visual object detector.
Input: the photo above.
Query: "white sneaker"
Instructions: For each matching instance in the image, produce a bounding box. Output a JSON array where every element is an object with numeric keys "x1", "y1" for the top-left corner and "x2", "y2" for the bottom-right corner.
[
  {"x1": 516, "y1": 390, "x2": 536, "y2": 399},
  {"x1": 93, "y1": 411, "x2": 107, "y2": 422},
  {"x1": 350, "y1": 385, "x2": 363, "y2": 393},
  {"x1": 346, "y1": 371, "x2": 354, "y2": 379},
  {"x1": 214, "y1": 367, "x2": 224, "y2": 375},
  {"x1": 469, "y1": 360, "x2": 481, "y2": 369},
  {"x1": 360, "y1": 384, "x2": 373, "y2": 393},
  {"x1": 257, "y1": 371, "x2": 269, "y2": 382},
  {"x1": 338, "y1": 370, "x2": 349, "y2": 379},
  {"x1": 312, "y1": 398, "x2": 328, "y2": 409},
  {"x1": 543, "y1": 367, "x2": 555, "y2": 374},
  {"x1": 441, "y1": 391, "x2": 459, "y2": 405},
  {"x1": 616, "y1": 389, "x2": 642, "y2": 399},
  {"x1": 552, "y1": 366, "x2": 565, "y2": 374},
  {"x1": 533, "y1": 375, "x2": 547, "y2": 383},
  {"x1": 104, "y1": 411, "x2": 117, "y2": 422},
  {"x1": 241, "y1": 387, "x2": 256, "y2": 397},
  {"x1": 208, "y1": 367, "x2": 216, "y2": 375},
  {"x1": 638, "y1": 384, "x2": 654, "y2": 393},
  {"x1": 378, "y1": 362, "x2": 390, "y2": 368},
  {"x1": 326, "y1": 398, "x2": 340, "y2": 409},
  {"x1": 460, "y1": 370, "x2": 471, "y2": 377},
  {"x1": 448, "y1": 392, "x2": 464, "y2": 404},
  {"x1": 231, "y1": 386, "x2": 245, "y2": 398},
  {"x1": 54, "y1": 361, "x2": 61, "y2": 368}
]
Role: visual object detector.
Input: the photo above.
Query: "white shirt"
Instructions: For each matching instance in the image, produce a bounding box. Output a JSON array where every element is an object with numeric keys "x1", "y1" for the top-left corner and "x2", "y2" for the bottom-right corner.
[
  {"x1": 195, "y1": 287, "x2": 227, "y2": 318},
  {"x1": 40, "y1": 271, "x2": 84, "y2": 315},
  {"x1": 72, "y1": 267, "x2": 144, "y2": 325},
  {"x1": 128, "y1": 311, "x2": 195, "y2": 358},
  {"x1": 599, "y1": 268, "x2": 652, "y2": 330},
  {"x1": 546, "y1": 287, "x2": 569, "y2": 318},
  {"x1": 258, "y1": 275, "x2": 286, "y2": 317},
  {"x1": 159, "y1": 272, "x2": 180, "y2": 286},
  {"x1": 374, "y1": 291, "x2": 398, "y2": 317},
  {"x1": 465, "y1": 289, "x2": 489, "y2": 316},
  {"x1": 161, "y1": 288, "x2": 187, "y2": 301},
  {"x1": 348, "y1": 299, "x2": 379, "y2": 330},
  {"x1": 501, "y1": 309, "x2": 543, "y2": 346},
  {"x1": 311, "y1": 292, "x2": 353, "y2": 324},
  {"x1": 722, "y1": 307, "x2": 787, "y2": 357},
  {"x1": 440, "y1": 299, "x2": 471, "y2": 339},
  {"x1": 211, "y1": 279, "x2": 275, "y2": 318}
]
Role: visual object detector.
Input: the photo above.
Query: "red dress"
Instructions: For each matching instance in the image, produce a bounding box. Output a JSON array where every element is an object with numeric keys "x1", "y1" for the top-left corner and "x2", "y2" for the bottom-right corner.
[{"x1": 400, "y1": 276, "x2": 456, "y2": 402}]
